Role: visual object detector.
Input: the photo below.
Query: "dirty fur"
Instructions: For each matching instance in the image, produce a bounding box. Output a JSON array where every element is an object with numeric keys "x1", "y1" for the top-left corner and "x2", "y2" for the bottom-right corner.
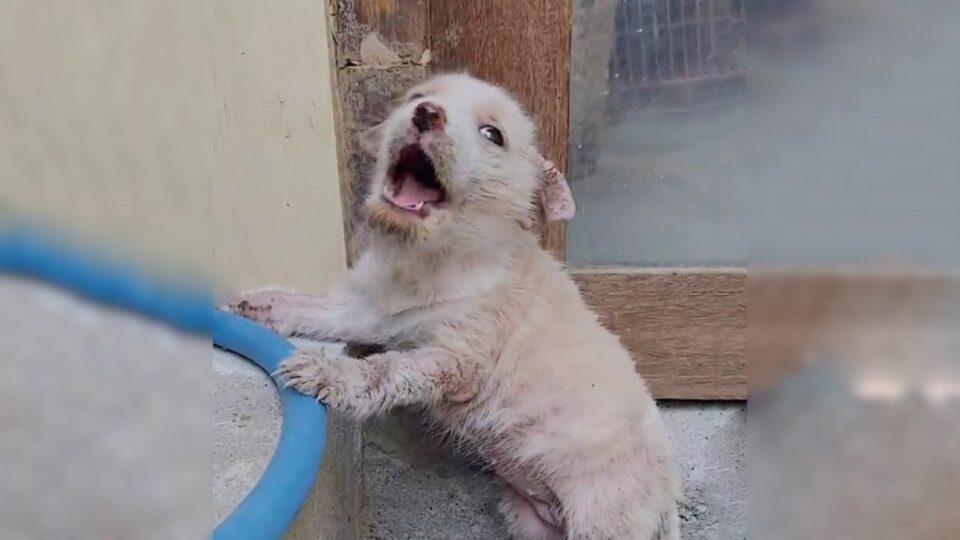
[{"x1": 229, "y1": 74, "x2": 681, "y2": 539}]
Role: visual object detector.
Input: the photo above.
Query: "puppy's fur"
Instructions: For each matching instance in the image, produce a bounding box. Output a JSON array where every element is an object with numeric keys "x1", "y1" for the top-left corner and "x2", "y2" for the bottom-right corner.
[{"x1": 230, "y1": 74, "x2": 680, "y2": 539}]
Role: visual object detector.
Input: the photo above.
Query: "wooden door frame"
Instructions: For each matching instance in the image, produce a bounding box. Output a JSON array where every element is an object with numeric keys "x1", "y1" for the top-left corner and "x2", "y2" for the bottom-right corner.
[{"x1": 327, "y1": 0, "x2": 747, "y2": 399}]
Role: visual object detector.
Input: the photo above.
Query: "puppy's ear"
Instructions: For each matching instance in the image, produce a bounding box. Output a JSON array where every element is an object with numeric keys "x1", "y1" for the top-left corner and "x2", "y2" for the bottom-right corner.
[
  {"x1": 359, "y1": 122, "x2": 385, "y2": 156},
  {"x1": 536, "y1": 156, "x2": 576, "y2": 222}
]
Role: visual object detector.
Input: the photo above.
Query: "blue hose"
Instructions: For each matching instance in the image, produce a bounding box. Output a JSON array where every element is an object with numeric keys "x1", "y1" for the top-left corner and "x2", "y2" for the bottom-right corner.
[
  {"x1": 0, "y1": 228, "x2": 210, "y2": 333},
  {"x1": 211, "y1": 310, "x2": 327, "y2": 540},
  {"x1": 0, "y1": 227, "x2": 327, "y2": 540}
]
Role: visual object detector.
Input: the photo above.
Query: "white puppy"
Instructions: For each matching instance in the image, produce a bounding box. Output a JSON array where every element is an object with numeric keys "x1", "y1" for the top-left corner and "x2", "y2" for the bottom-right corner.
[{"x1": 230, "y1": 74, "x2": 680, "y2": 539}]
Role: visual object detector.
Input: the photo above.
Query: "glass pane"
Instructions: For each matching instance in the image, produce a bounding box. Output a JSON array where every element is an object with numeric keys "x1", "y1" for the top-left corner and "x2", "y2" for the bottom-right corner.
[{"x1": 568, "y1": 0, "x2": 960, "y2": 267}]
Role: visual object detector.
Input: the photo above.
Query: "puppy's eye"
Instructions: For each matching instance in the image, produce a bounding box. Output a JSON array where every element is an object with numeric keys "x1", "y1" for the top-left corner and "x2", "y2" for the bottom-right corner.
[
  {"x1": 479, "y1": 125, "x2": 504, "y2": 147},
  {"x1": 408, "y1": 92, "x2": 424, "y2": 102}
]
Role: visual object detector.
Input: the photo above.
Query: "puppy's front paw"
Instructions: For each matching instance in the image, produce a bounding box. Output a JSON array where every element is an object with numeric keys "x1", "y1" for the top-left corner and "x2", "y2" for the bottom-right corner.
[
  {"x1": 226, "y1": 290, "x2": 285, "y2": 329},
  {"x1": 278, "y1": 351, "x2": 363, "y2": 412},
  {"x1": 228, "y1": 299, "x2": 275, "y2": 327}
]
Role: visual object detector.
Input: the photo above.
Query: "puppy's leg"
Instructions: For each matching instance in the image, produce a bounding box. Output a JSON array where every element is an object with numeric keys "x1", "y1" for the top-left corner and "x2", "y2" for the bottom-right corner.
[
  {"x1": 278, "y1": 348, "x2": 477, "y2": 419},
  {"x1": 498, "y1": 487, "x2": 563, "y2": 540},
  {"x1": 558, "y1": 470, "x2": 677, "y2": 540},
  {"x1": 228, "y1": 290, "x2": 381, "y2": 342}
]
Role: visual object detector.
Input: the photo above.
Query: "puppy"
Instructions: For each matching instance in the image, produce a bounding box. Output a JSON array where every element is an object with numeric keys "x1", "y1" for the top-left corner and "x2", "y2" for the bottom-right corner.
[{"x1": 230, "y1": 74, "x2": 680, "y2": 539}]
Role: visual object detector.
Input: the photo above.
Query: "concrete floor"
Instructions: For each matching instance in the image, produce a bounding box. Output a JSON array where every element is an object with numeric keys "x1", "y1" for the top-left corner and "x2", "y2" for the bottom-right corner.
[
  {"x1": 212, "y1": 347, "x2": 281, "y2": 525},
  {"x1": 362, "y1": 403, "x2": 746, "y2": 540},
  {"x1": 362, "y1": 412, "x2": 507, "y2": 539},
  {"x1": 661, "y1": 402, "x2": 746, "y2": 540},
  {"x1": 1, "y1": 277, "x2": 209, "y2": 539}
]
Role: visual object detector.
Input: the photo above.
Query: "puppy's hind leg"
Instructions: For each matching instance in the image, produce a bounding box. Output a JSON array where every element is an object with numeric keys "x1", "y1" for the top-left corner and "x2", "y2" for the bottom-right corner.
[
  {"x1": 498, "y1": 487, "x2": 563, "y2": 540},
  {"x1": 557, "y1": 470, "x2": 677, "y2": 540}
]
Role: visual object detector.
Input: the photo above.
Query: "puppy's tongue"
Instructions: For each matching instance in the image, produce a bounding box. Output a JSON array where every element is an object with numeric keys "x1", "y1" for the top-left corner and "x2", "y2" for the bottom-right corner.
[{"x1": 391, "y1": 174, "x2": 441, "y2": 210}]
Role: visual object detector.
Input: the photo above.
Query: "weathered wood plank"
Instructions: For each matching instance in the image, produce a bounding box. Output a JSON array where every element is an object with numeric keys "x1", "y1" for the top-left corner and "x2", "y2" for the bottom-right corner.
[{"x1": 573, "y1": 268, "x2": 747, "y2": 400}]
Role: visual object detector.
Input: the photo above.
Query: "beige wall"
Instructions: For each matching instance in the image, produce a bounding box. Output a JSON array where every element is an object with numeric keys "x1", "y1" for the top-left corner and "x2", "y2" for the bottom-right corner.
[
  {"x1": 0, "y1": 0, "x2": 346, "y2": 292},
  {"x1": 213, "y1": 0, "x2": 346, "y2": 294},
  {"x1": 0, "y1": 0, "x2": 213, "y2": 269}
]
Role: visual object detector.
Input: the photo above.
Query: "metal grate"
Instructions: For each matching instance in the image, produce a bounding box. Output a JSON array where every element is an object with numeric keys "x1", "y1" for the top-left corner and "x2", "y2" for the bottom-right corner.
[{"x1": 610, "y1": 0, "x2": 747, "y2": 111}]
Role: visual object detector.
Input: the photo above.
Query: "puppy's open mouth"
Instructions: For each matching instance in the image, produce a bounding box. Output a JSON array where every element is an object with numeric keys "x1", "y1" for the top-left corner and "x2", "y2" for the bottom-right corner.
[{"x1": 383, "y1": 144, "x2": 446, "y2": 216}]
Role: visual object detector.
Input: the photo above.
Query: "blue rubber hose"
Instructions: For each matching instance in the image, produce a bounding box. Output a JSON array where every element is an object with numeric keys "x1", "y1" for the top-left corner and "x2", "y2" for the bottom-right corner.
[
  {"x1": 0, "y1": 227, "x2": 328, "y2": 540},
  {"x1": 211, "y1": 310, "x2": 327, "y2": 540},
  {"x1": 0, "y1": 227, "x2": 210, "y2": 333}
]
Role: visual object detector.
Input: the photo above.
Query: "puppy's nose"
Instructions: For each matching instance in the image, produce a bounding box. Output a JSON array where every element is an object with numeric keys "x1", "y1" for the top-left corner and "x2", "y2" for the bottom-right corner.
[{"x1": 412, "y1": 101, "x2": 445, "y2": 133}]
